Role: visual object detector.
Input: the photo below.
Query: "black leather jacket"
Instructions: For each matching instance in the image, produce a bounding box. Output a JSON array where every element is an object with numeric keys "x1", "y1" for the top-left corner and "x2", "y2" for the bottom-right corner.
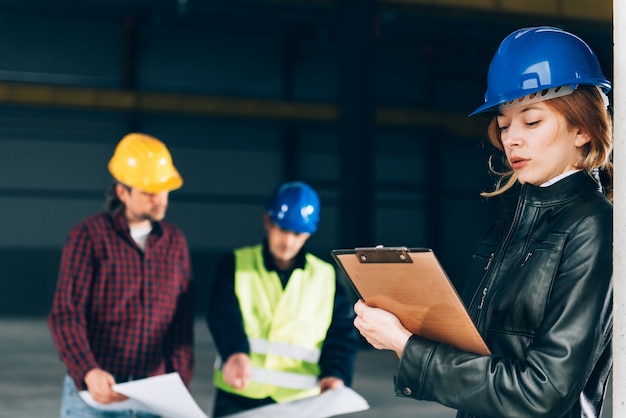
[{"x1": 394, "y1": 171, "x2": 613, "y2": 418}]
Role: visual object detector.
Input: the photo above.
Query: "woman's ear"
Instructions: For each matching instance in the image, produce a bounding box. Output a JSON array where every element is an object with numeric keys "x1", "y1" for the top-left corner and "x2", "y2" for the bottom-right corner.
[{"x1": 574, "y1": 129, "x2": 591, "y2": 148}]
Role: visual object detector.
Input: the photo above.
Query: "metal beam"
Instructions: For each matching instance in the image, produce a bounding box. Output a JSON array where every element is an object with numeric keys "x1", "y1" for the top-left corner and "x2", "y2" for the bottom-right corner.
[
  {"x1": 0, "y1": 82, "x2": 487, "y2": 137},
  {"x1": 381, "y1": 0, "x2": 612, "y2": 22}
]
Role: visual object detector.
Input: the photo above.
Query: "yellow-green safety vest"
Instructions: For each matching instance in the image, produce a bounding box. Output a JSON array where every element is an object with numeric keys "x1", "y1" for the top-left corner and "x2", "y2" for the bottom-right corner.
[{"x1": 213, "y1": 244, "x2": 336, "y2": 403}]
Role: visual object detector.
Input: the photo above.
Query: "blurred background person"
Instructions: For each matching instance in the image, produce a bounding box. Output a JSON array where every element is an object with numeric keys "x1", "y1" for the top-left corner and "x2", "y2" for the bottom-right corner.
[
  {"x1": 207, "y1": 181, "x2": 359, "y2": 417},
  {"x1": 48, "y1": 133, "x2": 194, "y2": 418}
]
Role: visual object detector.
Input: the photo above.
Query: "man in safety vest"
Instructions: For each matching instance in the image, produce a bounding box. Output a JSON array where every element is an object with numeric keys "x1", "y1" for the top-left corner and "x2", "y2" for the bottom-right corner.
[{"x1": 206, "y1": 181, "x2": 360, "y2": 417}]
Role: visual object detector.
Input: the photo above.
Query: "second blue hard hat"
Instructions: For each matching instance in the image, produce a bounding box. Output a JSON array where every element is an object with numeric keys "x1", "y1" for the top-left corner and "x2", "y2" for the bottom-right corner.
[
  {"x1": 470, "y1": 26, "x2": 611, "y2": 116},
  {"x1": 266, "y1": 181, "x2": 320, "y2": 234}
]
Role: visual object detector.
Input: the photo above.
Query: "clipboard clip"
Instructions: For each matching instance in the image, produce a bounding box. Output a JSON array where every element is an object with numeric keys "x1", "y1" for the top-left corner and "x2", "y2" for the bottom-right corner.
[{"x1": 355, "y1": 246, "x2": 413, "y2": 263}]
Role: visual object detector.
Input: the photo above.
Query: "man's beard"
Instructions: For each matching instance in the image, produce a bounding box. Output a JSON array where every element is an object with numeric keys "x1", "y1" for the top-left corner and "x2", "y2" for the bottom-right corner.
[{"x1": 144, "y1": 206, "x2": 167, "y2": 222}]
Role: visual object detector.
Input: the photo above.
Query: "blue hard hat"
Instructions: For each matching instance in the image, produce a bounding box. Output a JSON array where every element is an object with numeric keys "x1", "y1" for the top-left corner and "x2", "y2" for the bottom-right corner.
[
  {"x1": 470, "y1": 26, "x2": 611, "y2": 116},
  {"x1": 266, "y1": 181, "x2": 320, "y2": 234}
]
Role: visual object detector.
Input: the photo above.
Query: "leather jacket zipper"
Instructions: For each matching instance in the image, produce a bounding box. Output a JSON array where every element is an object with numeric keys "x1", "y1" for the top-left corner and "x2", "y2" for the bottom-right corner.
[
  {"x1": 473, "y1": 186, "x2": 530, "y2": 324},
  {"x1": 521, "y1": 252, "x2": 532, "y2": 267},
  {"x1": 477, "y1": 253, "x2": 494, "y2": 310},
  {"x1": 484, "y1": 252, "x2": 495, "y2": 271},
  {"x1": 477, "y1": 287, "x2": 488, "y2": 310}
]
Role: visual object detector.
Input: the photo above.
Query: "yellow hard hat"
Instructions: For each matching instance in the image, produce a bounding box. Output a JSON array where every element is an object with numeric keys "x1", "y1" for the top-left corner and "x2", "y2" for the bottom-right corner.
[{"x1": 108, "y1": 133, "x2": 183, "y2": 193}]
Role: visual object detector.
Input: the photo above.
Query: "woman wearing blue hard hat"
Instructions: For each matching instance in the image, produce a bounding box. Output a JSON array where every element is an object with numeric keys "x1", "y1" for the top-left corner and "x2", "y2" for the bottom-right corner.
[
  {"x1": 354, "y1": 26, "x2": 613, "y2": 418},
  {"x1": 206, "y1": 181, "x2": 359, "y2": 417}
]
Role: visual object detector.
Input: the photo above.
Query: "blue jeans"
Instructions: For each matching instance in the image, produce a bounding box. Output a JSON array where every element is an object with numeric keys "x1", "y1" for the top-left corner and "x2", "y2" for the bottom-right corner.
[{"x1": 60, "y1": 374, "x2": 161, "y2": 418}]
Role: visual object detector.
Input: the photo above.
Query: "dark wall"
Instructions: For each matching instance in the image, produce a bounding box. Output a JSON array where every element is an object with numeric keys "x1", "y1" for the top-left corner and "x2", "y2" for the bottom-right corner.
[{"x1": 0, "y1": 0, "x2": 612, "y2": 316}]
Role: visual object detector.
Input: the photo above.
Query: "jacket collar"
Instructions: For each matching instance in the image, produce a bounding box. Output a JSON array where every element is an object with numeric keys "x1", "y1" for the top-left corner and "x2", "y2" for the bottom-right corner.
[
  {"x1": 499, "y1": 171, "x2": 602, "y2": 229},
  {"x1": 519, "y1": 170, "x2": 602, "y2": 205}
]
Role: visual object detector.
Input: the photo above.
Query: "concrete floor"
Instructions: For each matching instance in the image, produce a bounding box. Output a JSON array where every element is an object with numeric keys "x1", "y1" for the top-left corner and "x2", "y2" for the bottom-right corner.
[{"x1": 0, "y1": 319, "x2": 612, "y2": 418}]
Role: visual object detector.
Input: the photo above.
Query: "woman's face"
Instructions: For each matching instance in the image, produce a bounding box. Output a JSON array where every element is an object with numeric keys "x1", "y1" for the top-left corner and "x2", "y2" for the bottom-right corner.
[{"x1": 497, "y1": 100, "x2": 590, "y2": 185}]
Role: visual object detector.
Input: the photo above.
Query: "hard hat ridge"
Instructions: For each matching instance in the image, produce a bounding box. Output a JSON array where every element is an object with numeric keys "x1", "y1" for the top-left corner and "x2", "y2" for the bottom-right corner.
[
  {"x1": 266, "y1": 181, "x2": 320, "y2": 234},
  {"x1": 108, "y1": 132, "x2": 183, "y2": 194},
  {"x1": 470, "y1": 26, "x2": 611, "y2": 116}
]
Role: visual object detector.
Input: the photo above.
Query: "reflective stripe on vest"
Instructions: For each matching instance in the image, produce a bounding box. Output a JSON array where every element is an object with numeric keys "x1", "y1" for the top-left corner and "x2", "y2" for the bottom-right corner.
[
  {"x1": 249, "y1": 337, "x2": 321, "y2": 364},
  {"x1": 213, "y1": 355, "x2": 318, "y2": 390},
  {"x1": 250, "y1": 366, "x2": 318, "y2": 390},
  {"x1": 213, "y1": 244, "x2": 335, "y2": 402}
]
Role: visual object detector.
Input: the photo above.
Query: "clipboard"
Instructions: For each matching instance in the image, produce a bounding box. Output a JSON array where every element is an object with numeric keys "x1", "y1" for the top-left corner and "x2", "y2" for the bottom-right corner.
[{"x1": 332, "y1": 246, "x2": 490, "y2": 355}]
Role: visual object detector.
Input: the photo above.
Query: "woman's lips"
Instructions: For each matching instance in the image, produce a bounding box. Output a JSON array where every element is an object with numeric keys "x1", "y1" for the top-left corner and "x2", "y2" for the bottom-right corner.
[{"x1": 510, "y1": 157, "x2": 529, "y2": 170}]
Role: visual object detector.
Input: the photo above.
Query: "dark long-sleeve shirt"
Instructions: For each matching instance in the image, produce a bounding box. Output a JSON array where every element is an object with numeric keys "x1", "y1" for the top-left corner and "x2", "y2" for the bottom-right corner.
[
  {"x1": 206, "y1": 241, "x2": 359, "y2": 386},
  {"x1": 48, "y1": 211, "x2": 194, "y2": 391}
]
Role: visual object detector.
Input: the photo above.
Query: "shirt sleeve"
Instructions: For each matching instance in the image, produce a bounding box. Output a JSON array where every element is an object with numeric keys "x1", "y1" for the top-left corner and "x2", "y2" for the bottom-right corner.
[
  {"x1": 206, "y1": 252, "x2": 250, "y2": 361},
  {"x1": 47, "y1": 223, "x2": 100, "y2": 387},
  {"x1": 319, "y1": 272, "x2": 360, "y2": 386}
]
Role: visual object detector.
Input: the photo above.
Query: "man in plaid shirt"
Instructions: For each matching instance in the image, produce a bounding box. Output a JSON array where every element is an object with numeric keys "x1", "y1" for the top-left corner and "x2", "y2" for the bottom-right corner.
[{"x1": 48, "y1": 133, "x2": 194, "y2": 418}]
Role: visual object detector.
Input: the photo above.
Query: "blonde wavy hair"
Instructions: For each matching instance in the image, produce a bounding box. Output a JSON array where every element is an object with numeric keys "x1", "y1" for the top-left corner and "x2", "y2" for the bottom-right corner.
[{"x1": 481, "y1": 85, "x2": 613, "y2": 200}]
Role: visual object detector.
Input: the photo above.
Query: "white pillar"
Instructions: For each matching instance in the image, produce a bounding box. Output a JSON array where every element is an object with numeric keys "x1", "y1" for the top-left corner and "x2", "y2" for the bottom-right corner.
[{"x1": 614, "y1": 0, "x2": 625, "y2": 416}]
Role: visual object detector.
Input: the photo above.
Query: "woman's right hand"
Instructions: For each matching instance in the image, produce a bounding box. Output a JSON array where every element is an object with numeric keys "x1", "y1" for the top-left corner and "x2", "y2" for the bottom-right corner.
[{"x1": 354, "y1": 299, "x2": 412, "y2": 357}]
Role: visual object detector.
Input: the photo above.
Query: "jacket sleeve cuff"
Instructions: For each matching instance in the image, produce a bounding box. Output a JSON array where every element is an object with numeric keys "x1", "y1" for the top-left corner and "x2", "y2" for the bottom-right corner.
[
  {"x1": 393, "y1": 334, "x2": 439, "y2": 400},
  {"x1": 69, "y1": 359, "x2": 100, "y2": 391}
]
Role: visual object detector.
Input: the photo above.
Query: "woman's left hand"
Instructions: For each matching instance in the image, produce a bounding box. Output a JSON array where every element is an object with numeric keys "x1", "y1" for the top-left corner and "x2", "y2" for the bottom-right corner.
[{"x1": 354, "y1": 299, "x2": 412, "y2": 357}]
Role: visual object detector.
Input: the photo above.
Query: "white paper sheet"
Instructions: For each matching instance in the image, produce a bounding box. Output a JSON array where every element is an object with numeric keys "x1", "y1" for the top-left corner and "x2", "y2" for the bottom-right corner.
[
  {"x1": 80, "y1": 374, "x2": 369, "y2": 418},
  {"x1": 222, "y1": 387, "x2": 370, "y2": 418},
  {"x1": 79, "y1": 372, "x2": 208, "y2": 418},
  {"x1": 79, "y1": 395, "x2": 146, "y2": 412}
]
